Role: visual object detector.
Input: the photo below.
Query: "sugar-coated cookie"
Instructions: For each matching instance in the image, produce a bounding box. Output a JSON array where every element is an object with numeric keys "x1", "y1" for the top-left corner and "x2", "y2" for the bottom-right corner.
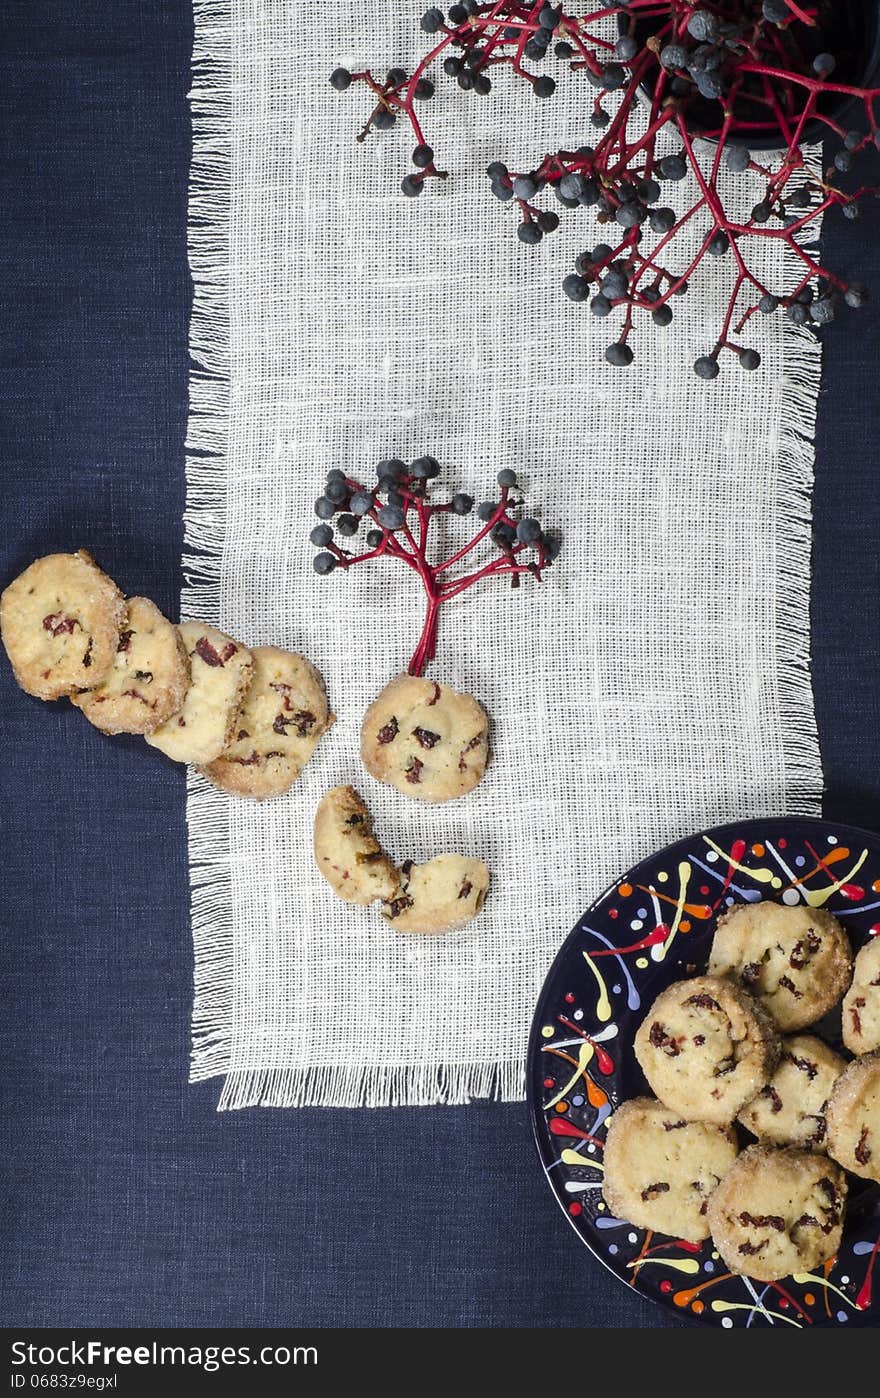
[
  {"x1": 842, "y1": 938, "x2": 880, "y2": 1055},
  {"x1": 708, "y1": 901, "x2": 852, "y2": 1032},
  {"x1": 825, "y1": 1050, "x2": 880, "y2": 1184},
  {"x1": 70, "y1": 596, "x2": 190, "y2": 735},
  {"x1": 738, "y1": 1034, "x2": 845, "y2": 1151},
  {"x1": 1, "y1": 550, "x2": 125, "y2": 700},
  {"x1": 634, "y1": 975, "x2": 779, "y2": 1125},
  {"x1": 360, "y1": 674, "x2": 488, "y2": 802},
  {"x1": 313, "y1": 785, "x2": 400, "y2": 905},
  {"x1": 706, "y1": 1145, "x2": 847, "y2": 1281},
  {"x1": 381, "y1": 853, "x2": 490, "y2": 934},
  {"x1": 602, "y1": 1097, "x2": 739, "y2": 1243},
  {"x1": 201, "y1": 646, "x2": 333, "y2": 799},
  {"x1": 145, "y1": 621, "x2": 253, "y2": 765}
]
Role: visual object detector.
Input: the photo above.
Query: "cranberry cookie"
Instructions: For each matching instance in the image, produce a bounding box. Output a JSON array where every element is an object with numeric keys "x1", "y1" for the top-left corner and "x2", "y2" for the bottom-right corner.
[
  {"x1": 381, "y1": 853, "x2": 490, "y2": 934},
  {"x1": 706, "y1": 1145, "x2": 847, "y2": 1281},
  {"x1": 145, "y1": 621, "x2": 253, "y2": 765},
  {"x1": 708, "y1": 902, "x2": 852, "y2": 1032},
  {"x1": 313, "y1": 785, "x2": 400, "y2": 904},
  {"x1": 1, "y1": 550, "x2": 125, "y2": 700},
  {"x1": 826, "y1": 1051, "x2": 880, "y2": 1184},
  {"x1": 70, "y1": 596, "x2": 189, "y2": 735},
  {"x1": 602, "y1": 1097, "x2": 739, "y2": 1243},
  {"x1": 201, "y1": 646, "x2": 333, "y2": 799},
  {"x1": 360, "y1": 674, "x2": 488, "y2": 802},
  {"x1": 842, "y1": 937, "x2": 880, "y2": 1055},
  {"x1": 738, "y1": 1034, "x2": 845, "y2": 1151},
  {"x1": 634, "y1": 975, "x2": 779, "y2": 1125}
]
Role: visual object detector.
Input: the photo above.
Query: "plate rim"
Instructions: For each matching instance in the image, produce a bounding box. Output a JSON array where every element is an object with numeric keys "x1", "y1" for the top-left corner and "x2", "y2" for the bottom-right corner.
[{"x1": 526, "y1": 812, "x2": 880, "y2": 1329}]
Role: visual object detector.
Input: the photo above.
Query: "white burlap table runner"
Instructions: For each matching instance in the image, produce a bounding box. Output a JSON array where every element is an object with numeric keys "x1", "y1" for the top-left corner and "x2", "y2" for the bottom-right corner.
[{"x1": 185, "y1": 0, "x2": 823, "y2": 1109}]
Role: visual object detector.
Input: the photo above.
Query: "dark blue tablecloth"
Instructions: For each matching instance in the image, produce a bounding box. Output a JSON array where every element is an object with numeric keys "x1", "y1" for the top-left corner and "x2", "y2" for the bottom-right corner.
[{"x1": 2, "y1": 0, "x2": 879, "y2": 1329}]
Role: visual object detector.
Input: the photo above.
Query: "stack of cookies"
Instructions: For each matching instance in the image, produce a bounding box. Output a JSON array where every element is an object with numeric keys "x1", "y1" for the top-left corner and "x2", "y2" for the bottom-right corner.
[
  {"x1": 1, "y1": 552, "x2": 494, "y2": 936},
  {"x1": 0, "y1": 551, "x2": 334, "y2": 799},
  {"x1": 603, "y1": 901, "x2": 880, "y2": 1281}
]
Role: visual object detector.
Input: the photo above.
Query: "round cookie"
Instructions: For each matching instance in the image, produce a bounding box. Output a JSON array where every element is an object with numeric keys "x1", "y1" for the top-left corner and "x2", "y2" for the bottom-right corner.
[
  {"x1": 71, "y1": 596, "x2": 190, "y2": 735},
  {"x1": 842, "y1": 937, "x2": 880, "y2": 1055},
  {"x1": 826, "y1": 1050, "x2": 880, "y2": 1184},
  {"x1": 602, "y1": 1097, "x2": 739, "y2": 1243},
  {"x1": 200, "y1": 646, "x2": 334, "y2": 799},
  {"x1": 145, "y1": 621, "x2": 253, "y2": 765},
  {"x1": 634, "y1": 975, "x2": 779, "y2": 1125},
  {"x1": 1, "y1": 550, "x2": 125, "y2": 700},
  {"x1": 708, "y1": 901, "x2": 852, "y2": 1032},
  {"x1": 738, "y1": 1034, "x2": 846, "y2": 1151},
  {"x1": 381, "y1": 854, "x2": 490, "y2": 934},
  {"x1": 313, "y1": 785, "x2": 400, "y2": 905},
  {"x1": 706, "y1": 1145, "x2": 847, "y2": 1282},
  {"x1": 360, "y1": 674, "x2": 488, "y2": 802}
]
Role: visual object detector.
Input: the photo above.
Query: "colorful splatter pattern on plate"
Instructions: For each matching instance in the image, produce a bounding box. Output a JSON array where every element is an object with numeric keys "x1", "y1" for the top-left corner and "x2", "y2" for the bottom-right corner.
[{"x1": 527, "y1": 819, "x2": 880, "y2": 1329}]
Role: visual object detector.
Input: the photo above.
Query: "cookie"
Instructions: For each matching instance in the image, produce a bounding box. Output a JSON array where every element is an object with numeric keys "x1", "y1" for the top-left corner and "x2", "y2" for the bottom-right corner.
[
  {"x1": 738, "y1": 1034, "x2": 845, "y2": 1152},
  {"x1": 825, "y1": 1051, "x2": 880, "y2": 1184},
  {"x1": 706, "y1": 1144, "x2": 847, "y2": 1282},
  {"x1": 1, "y1": 550, "x2": 125, "y2": 700},
  {"x1": 842, "y1": 937, "x2": 880, "y2": 1055},
  {"x1": 381, "y1": 853, "x2": 490, "y2": 934},
  {"x1": 634, "y1": 975, "x2": 779, "y2": 1125},
  {"x1": 313, "y1": 785, "x2": 400, "y2": 905},
  {"x1": 602, "y1": 1097, "x2": 739, "y2": 1243},
  {"x1": 360, "y1": 674, "x2": 488, "y2": 802},
  {"x1": 70, "y1": 596, "x2": 190, "y2": 735},
  {"x1": 145, "y1": 621, "x2": 253, "y2": 765},
  {"x1": 200, "y1": 646, "x2": 334, "y2": 799},
  {"x1": 708, "y1": 901, "x2": 852, "y2": 1032}
]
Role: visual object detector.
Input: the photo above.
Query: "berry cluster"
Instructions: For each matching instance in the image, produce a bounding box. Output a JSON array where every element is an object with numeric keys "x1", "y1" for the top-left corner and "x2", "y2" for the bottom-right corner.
[
  {"x1": 309, "y1": 458, "x2": 559, "y2": 676},
  {"x1": 331, "y1": 1, "x2": 880, "y2": 377}
]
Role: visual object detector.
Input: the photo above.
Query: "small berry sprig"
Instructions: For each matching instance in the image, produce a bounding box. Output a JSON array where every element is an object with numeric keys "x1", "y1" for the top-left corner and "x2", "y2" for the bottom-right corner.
[
  {"x1": 309, "y1": 458, "x2": 559, "y2": 676},
  {"x1": 331, "y1": 1, "x2": 880, "y2": 378}
]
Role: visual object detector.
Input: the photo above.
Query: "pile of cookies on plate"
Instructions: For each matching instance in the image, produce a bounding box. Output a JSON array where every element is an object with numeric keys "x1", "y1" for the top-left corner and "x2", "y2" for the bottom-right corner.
[
  {"x1": 0, "y1": 550, "x2": 491, "y2": 935},
  {"x1": 602, "y1": 901, "x2": 880, "y2": 1281}
]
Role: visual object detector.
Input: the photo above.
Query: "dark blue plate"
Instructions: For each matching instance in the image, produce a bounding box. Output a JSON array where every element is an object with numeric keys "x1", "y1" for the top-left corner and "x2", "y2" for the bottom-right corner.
[{"x1": 527, "y1": 817, "x2": 880, "y2": 1329}]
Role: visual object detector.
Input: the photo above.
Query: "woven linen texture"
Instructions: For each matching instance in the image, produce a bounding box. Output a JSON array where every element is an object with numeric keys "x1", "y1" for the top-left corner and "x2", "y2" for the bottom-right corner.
[{"x1": 185, "y1": 0, "x2": 823, "y2": 1108}]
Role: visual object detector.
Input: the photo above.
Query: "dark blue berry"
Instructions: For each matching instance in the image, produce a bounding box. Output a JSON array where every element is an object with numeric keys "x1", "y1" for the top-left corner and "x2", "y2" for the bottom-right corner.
[
  {"x1": 842, "y1": 203, "x2": 860, "y2": 221},
  {"x1": 834, "y1": 150, "x2": 852, "y2": 173},
  {"x1": 336, "y1": 513, "x2": 359, "y2": 537},
  {"x1": 516, "y1": 518, "x2": 542, "y2": 544},
  {"x1": 314, "y1": 495, "x2": 336, "y2": 519},
  {"x1": 330, "y1": 68, "x2": 352, "y2": 92},
  {"x1": 563, "y1": 273, "x2": 589, "y2": 302},
  {"x1": 444, "y1": 56, "x2": 464, "y2": 77},
  {"x1": 650, "y1": 207, "x2": 676, "y2": 233},
  {"x1": 555, "y1": 41, "x2": 574, "y2": 60},
  {"x1": 739, "y1": 349, "x2": 760, "y2": 371},
  {"x1": 695, "y1": 71, "x2": 724, "y2": 101},
  {"x1": 591, "y1": 109, "x2": 610, "y2": 128},
  {"x1": 401, "y1": 174, "x2": 423, "y2": 198},
  {"x1": 477, "y1": 501, "x2": 497, "y2": 521},
  {"x1": 537, "y1": 210, "x2": 560, "y2": 233},
  {"x1": 374, "y1": 108, "x2": 396, "y2": 131},
  {"x1": 708, "y1": 231, "x2": 729, "y2": 256},
  {"x1": 411, "y1": 455, "x2": 440, "y2": 478},
  {"x1": 660, "y1": 44, "x2": 687, "y2": 69},
  {"x1": 513, "y1": 175, "x2": 538, "y2": 200},
  {"x1": 448, "y1": 3, "x2": 467, "y2": 22},
  {"x1": 420, "y1": 7, "x2": 443, "y2": 33},
  {"x1": 603, "y1": 269, "x2": 627, "y2": 299},
  {"x1": 534, "y1": 75, "x2": 556, "y2": 99},
  {"x1": 473, "y1": 73, "x2": 492, "y2": 96},
  {"x1": 387, "y1": 68, "x2": 407, "y2": 88},
  {"x1": 688, "y1": 10, "x2": 719, "y2": 42},
  {"x1": 310, "y1": 524, "x2": 333, "y2": 547},
  {"x1": 844, "y1": 130, "x2": 861, "y2": 152},
  {"x1": 751, "y1": 200, "x2": 771, "y2": 223},
  {"x1": 694, "y1": 355, "x2": 719, "y2": 380},
  {"x1": 659, "y1": 154, "x2": 687, "y2": 180},
  {"x1": 325, "y1": 478, "x2": 347, "y2": 503},
  {"x1": 787, "y1": 303, "x2": 810, "y2": 325},
  {"x1": 639, "y1": 178, "x2": 661, "y2": 204},
  {"x1": 763, "y1": 0, "x2": 790, "y2": 24},
  {"x1": 602, "y1": 63, "x2": 625, "y2": 90},
  {"x1": 616, "y1": 35, "x2": 638, "y2": 61},
  {"x1": 491, "y1": 179, "x2": 514, "y2": 202},
  {"x1": 605, "y1": 342, "x2": 633, "y2": 366},
  {"x1": 377, "y1": 458, "x2": 404, "y2": 478},
  {"x1": 813, "y1": 52, "x2": 835, "y2": 76},
  {"x1": 652, "y1": 304, "x2": 673, "y2": 327},
  {"x1": 811, "y1": 296, "x2": 836, "y2": 324},
  {"x1": 414, "y1": 78, "x2": 435, "y2": 100},
  {"x1": 616, "y1": 202, "x2": 645, "y2": 228},
  {"x1": 759, "y1": 293, "x2": 779, "y2": 313},
  {"x1": 725, "y1": 143, "x2": 750, "y2": 172},
  {"x1": 486, "y1": 160, "x2": 507, "y2": 179},
  {"x1": 313, "y1": 551, "x2": 336, "y2": 575},
  {"x1": 497, "y1": 468, "x2": 517, "y2": 488},
  {"x1": 413, "y1": 144, "x2": 434, "y2": 168},
  {"x1": 518, "y1": 222, "x2": 543, "y2": 244},
  {"x1": 350, "y1": 491, "x2": 374, "y2": 516},
  {"x1": 378, "y1": 504, "x2": 405, "y2": 530},
  {"x1": 366, "y1": 529, "x2": 384, "y2": 548},
  {"x1": 844, "y1": 284, "x2": 868, "y2": 308},
  {"x1": 452, "y1": 493, "x2": 474, "y2": 515},
  {"x1": 590, "y1": 293, "x2": 611, "y2": 318}
]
